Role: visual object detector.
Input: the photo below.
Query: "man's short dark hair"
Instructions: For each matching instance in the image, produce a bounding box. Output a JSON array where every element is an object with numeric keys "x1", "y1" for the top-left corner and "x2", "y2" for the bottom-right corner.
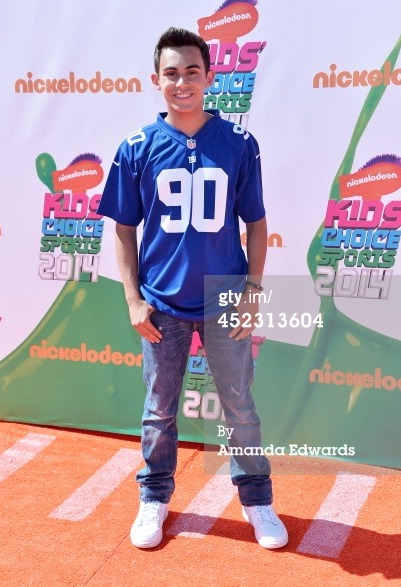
[{"x1": 154, "y1": 27, "x2": 211, "y2": 74}]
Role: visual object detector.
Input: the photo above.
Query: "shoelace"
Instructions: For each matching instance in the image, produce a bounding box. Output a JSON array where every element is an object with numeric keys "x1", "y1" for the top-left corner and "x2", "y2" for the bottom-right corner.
[
  {"x1": 253, "y1": 505, "x2": 279, "y2": 526},
  {"x1": 141, "y1": 503, "x2": 163, "y2": 524}
]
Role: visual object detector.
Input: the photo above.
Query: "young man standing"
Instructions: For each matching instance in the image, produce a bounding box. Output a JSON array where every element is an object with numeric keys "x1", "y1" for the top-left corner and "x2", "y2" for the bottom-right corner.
[{"x1": 97, "y1": 27, "x2": 288, "y2": 550}]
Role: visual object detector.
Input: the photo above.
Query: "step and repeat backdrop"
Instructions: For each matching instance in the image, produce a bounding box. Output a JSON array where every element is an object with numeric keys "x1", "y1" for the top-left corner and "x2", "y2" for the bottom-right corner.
[{"x1": 1, "y1": 0, "x2": 401, "y2": 469}]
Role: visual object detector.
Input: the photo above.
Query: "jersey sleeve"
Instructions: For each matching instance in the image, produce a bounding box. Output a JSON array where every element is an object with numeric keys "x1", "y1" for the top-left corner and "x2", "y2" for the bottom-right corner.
[
  {"x1": 234, "y1": 133, "x2": 265, "y2": 223},
  {"x1": 97, "y1": 143, "x2": 144, "y2": 227}
]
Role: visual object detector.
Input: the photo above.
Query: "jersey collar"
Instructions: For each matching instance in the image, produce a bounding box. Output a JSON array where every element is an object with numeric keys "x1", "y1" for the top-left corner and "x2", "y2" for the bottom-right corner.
[{"x1": 156, "y1": 109, "x2": 220, "y2": 147}]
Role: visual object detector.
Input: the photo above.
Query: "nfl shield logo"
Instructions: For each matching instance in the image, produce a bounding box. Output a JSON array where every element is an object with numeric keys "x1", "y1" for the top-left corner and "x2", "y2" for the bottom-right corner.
[{"x1": 187, "y1": 138, "x2": 196, "y2": 149}]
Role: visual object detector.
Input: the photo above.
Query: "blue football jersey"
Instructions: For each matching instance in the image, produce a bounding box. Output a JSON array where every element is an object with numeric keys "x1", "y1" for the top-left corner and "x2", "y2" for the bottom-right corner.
[{"x1": 98, "y1": 110, "x2": 265, "y2": 320}]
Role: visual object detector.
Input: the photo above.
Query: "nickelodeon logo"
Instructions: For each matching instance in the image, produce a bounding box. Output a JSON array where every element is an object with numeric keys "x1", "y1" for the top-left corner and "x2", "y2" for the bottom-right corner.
[
  {"x1": 198, "y1": 1, "x2": 259, "y2": 42},
  {"x1": 52, "y1": 160, "x2": 104, "y2": 192},
  {"x1": 310, "y1": 362, "x2": 401, "y2": 391},
  {"x1": 241, "y1": 232, "x2": 284, "y2": 248},
  {"x1": 340, "y1": 163, "x2": 401, "y2": 201},
  {"x1": 29, "y1": 341, "x2": 143, "y2": 367},
  {"x1": 313, "y1": 61, "x2": 401, "y2": 89},
  {"x1": 15, "y1": 71, "x2": 141, "y2": 94}
]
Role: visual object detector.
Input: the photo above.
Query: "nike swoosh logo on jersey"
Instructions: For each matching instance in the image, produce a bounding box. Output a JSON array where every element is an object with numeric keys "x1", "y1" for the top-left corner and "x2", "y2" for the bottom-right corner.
[
  {"x1": 256, "y1": 153, "x2": 261, "y2": 159},
  {"x1": 113, "y1": 161, "x2": 120, "y2": 166}
]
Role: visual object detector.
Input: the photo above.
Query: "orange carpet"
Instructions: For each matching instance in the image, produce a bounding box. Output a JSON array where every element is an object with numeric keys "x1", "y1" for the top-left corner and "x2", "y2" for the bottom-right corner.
[{"x1": 0, "y1": 421, "x2": 400, "y2": 587}]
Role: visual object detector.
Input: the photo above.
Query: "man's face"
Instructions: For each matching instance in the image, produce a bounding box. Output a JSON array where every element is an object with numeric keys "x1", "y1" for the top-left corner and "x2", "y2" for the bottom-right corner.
[{"x1": 151, "y1": 45, "x2": 215, "y2": 116}]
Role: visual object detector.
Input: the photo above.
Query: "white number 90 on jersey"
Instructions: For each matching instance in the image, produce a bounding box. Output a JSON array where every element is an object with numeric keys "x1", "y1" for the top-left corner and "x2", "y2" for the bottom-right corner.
[{"x1": 156, "y1": 167, "x2": 228, "y2": 233}]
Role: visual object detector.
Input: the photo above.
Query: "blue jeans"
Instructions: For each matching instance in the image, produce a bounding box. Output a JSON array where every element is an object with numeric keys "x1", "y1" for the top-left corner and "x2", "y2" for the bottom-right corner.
[{"x1": 137, "y1": 310, "x2": 272, "y2": 507}]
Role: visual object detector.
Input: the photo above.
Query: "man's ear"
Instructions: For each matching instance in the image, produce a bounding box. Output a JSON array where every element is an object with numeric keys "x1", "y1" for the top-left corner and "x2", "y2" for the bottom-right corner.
[
  {"x1": 151, "y1": 73, "x2": 161, "y2": 90},
  {"x1": 205, "y1": 69, "x2": 215, "y2": 88}
]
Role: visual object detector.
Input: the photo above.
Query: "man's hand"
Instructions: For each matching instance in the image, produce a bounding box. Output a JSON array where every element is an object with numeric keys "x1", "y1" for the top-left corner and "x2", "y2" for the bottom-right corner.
[
  {"x1": 128, "y1": 299, "x2": 162, "y2": 343},
  {"x1": 229, "y1": 290, "x2": 260, "y2": 341},
  {"x1": 115, "y1": 223, "x2": 162, "y2": 344}
]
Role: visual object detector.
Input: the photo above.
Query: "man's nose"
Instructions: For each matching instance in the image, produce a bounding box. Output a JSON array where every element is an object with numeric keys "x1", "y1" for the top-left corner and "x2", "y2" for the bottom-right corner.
[{"x1": 176, "y1": 75, "x2": 189, "y2": 86}]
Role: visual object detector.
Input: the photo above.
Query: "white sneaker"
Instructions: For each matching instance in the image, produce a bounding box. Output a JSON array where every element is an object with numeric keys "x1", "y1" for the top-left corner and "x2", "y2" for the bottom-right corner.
[
  {"x1": 242, "y1": 504, "x2": 288, "y2": 549},
  {"x1": 130, "y1": 501, "x2": 169, "y2": 548}
]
